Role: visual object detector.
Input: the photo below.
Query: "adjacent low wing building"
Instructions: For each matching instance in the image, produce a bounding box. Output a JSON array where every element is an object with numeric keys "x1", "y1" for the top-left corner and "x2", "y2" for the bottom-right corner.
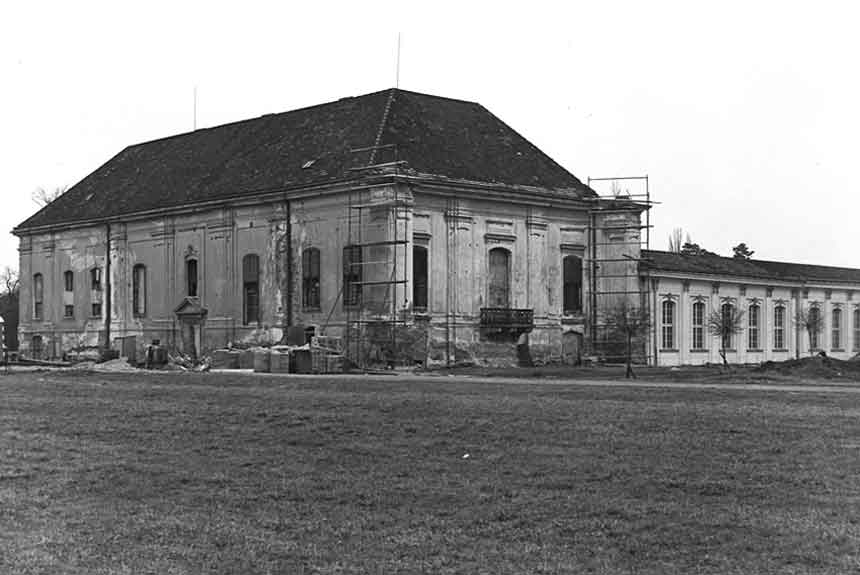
[
  {"x1": 643, "y1": 250, "x2": 860, "y2": 365},
  {"x1": 13, "y1": 88, "x2": 646, "y2": 366}
]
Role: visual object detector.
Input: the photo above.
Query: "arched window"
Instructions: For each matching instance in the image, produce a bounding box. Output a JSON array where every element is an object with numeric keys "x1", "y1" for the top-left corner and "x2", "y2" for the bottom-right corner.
[
  {"x1": 243, "y1": 254, "x2": 260, "y2": 325},
  {"x1": 808, "y1": 306, "x2": 820, "y2": 350},
  {"x1": 774, "y1": 305, "x2": 786, "y2": 349},
  {"x1": 186, "y1": 258, "x2": 198, "y2": 297},
  {"x1": 63, "y1": 270, "x2": 74, "y2": 292},
  {"x1": 721, "y1": 302, "x2": 735, "y2": 350},
  {"x1": 748, "y1": 303, "x2": 760, "y2": 349},
  {"x1": 563, "y1": 255, "x2": 583, "y2": 314},
  {"x1": 132, "y1": 264, "x2": 146, "y2": 317},
  {"x1": 691, "y1": 301, "x2": 706, "y2": 350},
  {"x1": 33, "y1": 273, "x2": 43, "y2": 320},
  {"x1": 413, "y1": 246, "x2": 428, "y2": 312},
  {"x1": 488, "y1": 247, "x2": 510, "y2": 308},
  {"x1": 302, "y1": 248, "x2": 321, "y2": 310},
  {"x1": 661, "y1": 300, "x2": 675, "y2": 349},
  {"x1": 854, "y1": 308, "x2": 860, "y2": 352},
  {"x1": 832, "y1": 307, "x2": 842, "y2": 350},
  {"x1": 343, "y1": 245, "x2": 362, "y2": 308}
]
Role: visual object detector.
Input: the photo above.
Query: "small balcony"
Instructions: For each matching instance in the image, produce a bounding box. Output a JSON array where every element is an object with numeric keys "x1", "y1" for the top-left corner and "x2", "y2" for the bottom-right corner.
[{"x1": 479, "y1": 307, "x2": 534, "y2": 339}]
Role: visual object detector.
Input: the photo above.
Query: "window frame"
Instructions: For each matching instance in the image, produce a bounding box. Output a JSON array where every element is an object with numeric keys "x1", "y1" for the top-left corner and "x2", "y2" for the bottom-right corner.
[
  {"x1": 186, "y1": 258, "x2": 198, "y2": 298},
  {"x1": 721, "y1": 302, "x2": 735, "y2": 351},
  {"x1": 661, "y1": 299, "x2": 676, "y2": 350},
  {"x1": 809, "y1": 306, "x2": 820, "y2": 350},
  {"x1": 487, "y1": 247, "x2": 511, "y2": 309},
  {"x1": 343, "y1": 245, "x2": 363, "y2": 308},
  {"x1": 33, "y1": 273, "x2": 44, "y2": 320},
  {"x1": 302, "y1": 248, "x2": 321, "y2": 311},
  {"x1": 243, "y1": 254, "x2": 260, "y2": 325},
  {"x1": 562, "y1": 254, "x2": 583, "y2": 314},
  {"x1": 132, "y1": 264, "x2": 147, "y2": 318},
  {"x1": 748, "y1": 303, "x2": 760, "y2": 350},
  {"x1": 412, "y1": 245, "x2": 428, "y2": 313},
  {"x1": 63, "y1": 270, "x2": 74, "y2": 293},
  {"x1": 691, "y1": 301, "x2": 706, "y2": 350},
  {"x1": 854, "y1": 308, "x2": 860, "y2": 352},
  {"x1": 832, "y1": 307, "x2": 842, "y2": 350},
  {"x1": 90, "y1": 267, "x2": 102, "y2": 291},
  {"x1": 773, "y1": 305, "x2": 786, "y2": 350}
]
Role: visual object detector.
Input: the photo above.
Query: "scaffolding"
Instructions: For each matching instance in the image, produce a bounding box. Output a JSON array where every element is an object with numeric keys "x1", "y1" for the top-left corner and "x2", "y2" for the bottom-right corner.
[
  {"x1": 585, "y1": 176, "x2": 655, "y2": 365},
  {"x1": 342, "y1": 144, "x2": 410, "y2": 368}
]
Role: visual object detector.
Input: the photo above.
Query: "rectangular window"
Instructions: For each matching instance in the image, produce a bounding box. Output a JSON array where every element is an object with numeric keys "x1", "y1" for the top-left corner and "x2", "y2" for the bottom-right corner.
[
  {"x1": 809, "y1": 307, "x2": 820, "y2": 350},
  {"x1": 748, "y1": 304, "x2": 760, "y2": 349},
  {"x1": 243, "y1": 255, "x2": 260, "y2": 324},
  {"x1": 64, "y1": 270, "x2": 74, "y2": 292},
  {"x1": 691, "y1": 302, "x2": 705, "y2": 350},
  {"x1": 854, "y1": 309, "x2": 860, "y2": 352},
  {"x1": 413, "y1": 246, "x2": 428, "y2": 312},
  {"x1": 33, "y1": 274, "x2": 43, "y2": 320},
  {"x1": 302, "y1": 249, "x2": 321, "y2": 310},
  {"x1": 91, "y1": 303, "x2": 102, "y2": 317},
  {"x1": 343, "y1": 246, "x2": 362, "y2": 308},
  {"x1": 132, "y1": 265, "x2": 146, "y2": 317},
  {"x1": 64, "y1": 304, "x2": 74, "y2": 318},
  {"x1": 90, "y1": 268, "x2": 102, "y2": 291},
  {"x1": 661, "y1": 300, "x2": 675, "y2": 349},
  {"x1": 774, "y1": 306, "x2": 785, "y2": 349},
  {"x1": 562, "y1": 255, "x2": 583, "y2": 314},
  {"x1": 832, "y1": 308, "x2": 842, "y2": 350},
  {"x1": 186, "y1": 259, "x2": 198, "y2": 297}
]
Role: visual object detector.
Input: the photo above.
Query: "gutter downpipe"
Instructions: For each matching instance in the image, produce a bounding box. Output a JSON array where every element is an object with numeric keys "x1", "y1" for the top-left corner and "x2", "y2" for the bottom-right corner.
[{"x1": 104, "y1": 223, "x2": 111, "y2": 354}]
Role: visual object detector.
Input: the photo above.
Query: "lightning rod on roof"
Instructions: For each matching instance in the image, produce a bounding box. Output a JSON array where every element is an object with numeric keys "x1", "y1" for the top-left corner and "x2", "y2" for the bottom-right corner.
[{"x1": 396, "y1": 32, "x2": 401, "y2": 89}]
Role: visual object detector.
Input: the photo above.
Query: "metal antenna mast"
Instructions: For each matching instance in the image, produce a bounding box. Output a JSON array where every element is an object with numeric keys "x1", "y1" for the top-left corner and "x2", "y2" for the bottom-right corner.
[{"x1": 193, "y1": 85, "x2": 197, "y2": 130}]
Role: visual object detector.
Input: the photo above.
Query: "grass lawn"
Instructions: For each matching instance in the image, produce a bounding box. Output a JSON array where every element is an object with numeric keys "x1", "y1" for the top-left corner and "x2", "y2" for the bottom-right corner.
[{"x1": 2, "y1": 371, "x2": 860, "y2": 574}]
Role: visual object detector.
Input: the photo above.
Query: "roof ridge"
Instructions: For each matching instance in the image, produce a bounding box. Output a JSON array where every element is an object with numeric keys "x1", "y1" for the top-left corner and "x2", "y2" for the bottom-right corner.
[{"x1": 369, "y1": 88, "x2": 397, "y2": 165}]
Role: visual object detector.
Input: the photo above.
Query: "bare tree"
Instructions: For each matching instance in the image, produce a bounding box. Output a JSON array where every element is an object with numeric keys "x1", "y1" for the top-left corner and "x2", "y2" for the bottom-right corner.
[
  {"x1": 31, "y1": 185, "x2": 68, "y2": 207},
  {"x1": 668, "y1": 228, "x2": 684, "y2": 253},
  {"x1": 707, "y1": 303, "x2": 745, "y2": 366},
  {"x1": 0, "y1": 267, "x2": 19, "y2": 350},
  {"x1": 795, "y1": 304, "x2": 826, "y2": 356},
  {"x1": 604, "y1": 299, "x2": 650, "y2": 378},
  {"x1": 1, "y1": 267, "x2": 19, "y2": 296}
]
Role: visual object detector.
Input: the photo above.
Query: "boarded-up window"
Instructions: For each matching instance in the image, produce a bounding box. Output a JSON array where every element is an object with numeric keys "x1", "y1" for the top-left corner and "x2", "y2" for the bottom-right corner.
[
  {"x1": 302, "y1": 248, "x2": 321, "y2": 310},
  {"x1": 133, "y1": 264, "x2": 146, "y2": 317},
  {"x1": 488, "y1": 247, "x2": 510, "y2": 308},
  {"x1": 186, "y1": 258, "x2": 198, "y2": 297},
  {"x1": 243, "y1": 254, "x2": 260, "y2": 325},
  {"x1": 343, "y1": 246, "x2": 362, "y2": 308},
  {"x1": 413, "y1": 246, "x2": 428, "y2": 312},
  {"x1": 562, "y1": 255, "x2": 582, "y2": 314},
  {"x1": 64, "y1": 270, "x2": 74, "y2": 292},
  {"x1": 33, "y1": 273, "x2": 43, "y2": 320}
]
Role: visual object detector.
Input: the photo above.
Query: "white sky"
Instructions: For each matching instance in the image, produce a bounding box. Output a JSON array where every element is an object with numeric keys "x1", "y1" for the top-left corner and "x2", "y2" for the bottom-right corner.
[{"x1": 2, "y1": 1, "x2": 858, "y2": 271}]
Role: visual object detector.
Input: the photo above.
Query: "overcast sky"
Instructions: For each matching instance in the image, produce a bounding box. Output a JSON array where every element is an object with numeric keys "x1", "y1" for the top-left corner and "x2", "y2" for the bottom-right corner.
[{"x1": 2, "y1": 1, "x2": 858, "y2": 272}]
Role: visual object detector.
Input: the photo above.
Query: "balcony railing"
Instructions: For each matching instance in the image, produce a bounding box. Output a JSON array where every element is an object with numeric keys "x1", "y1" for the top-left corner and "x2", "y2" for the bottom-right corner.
[{"x1": 480, "y1": 307, "x2": 534, "y2": 338}]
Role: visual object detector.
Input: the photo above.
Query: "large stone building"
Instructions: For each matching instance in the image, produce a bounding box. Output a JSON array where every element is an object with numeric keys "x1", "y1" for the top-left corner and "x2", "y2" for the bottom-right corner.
[{"x1": 14, "y1": 88, "x2": 646, "y2": 366}]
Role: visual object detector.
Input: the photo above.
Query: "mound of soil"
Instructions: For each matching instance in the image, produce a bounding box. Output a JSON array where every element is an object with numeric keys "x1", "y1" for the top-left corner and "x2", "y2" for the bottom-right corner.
[{"x1": 757, "y1": 356, "x2": 860, "y2": 380}]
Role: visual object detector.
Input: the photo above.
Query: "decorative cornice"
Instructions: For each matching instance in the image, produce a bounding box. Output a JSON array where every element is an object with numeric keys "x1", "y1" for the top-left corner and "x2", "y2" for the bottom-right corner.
[{"x1": 484, "y1": 233, "x2": 516, "y2": 244}]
